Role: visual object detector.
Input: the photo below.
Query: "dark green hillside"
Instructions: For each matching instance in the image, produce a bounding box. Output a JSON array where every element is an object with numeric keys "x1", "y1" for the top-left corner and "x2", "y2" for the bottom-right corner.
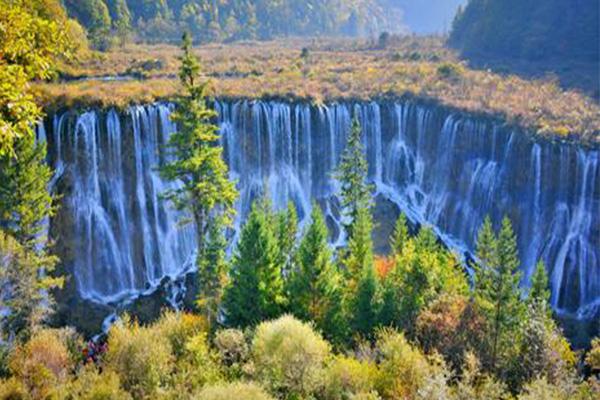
[{"x1": 449, "y1": 0, "x2": 600, "y2": 96}]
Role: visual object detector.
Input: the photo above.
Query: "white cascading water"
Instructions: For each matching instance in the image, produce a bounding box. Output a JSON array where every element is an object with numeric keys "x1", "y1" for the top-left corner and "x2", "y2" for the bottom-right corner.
[{"x1": 46, "y1": 101, "x2": 599, "y2": 319}]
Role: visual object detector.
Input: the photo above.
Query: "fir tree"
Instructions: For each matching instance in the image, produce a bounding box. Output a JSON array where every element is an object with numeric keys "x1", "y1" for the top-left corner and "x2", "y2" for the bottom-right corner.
[
  {"x1": 223, "y1": 200, "x2": 285, "y2": 328},
  {"x1": 335, "y1": 116, "x2": 372, "y2": 238},
  {"x1": 390, "y1": 212, "x2": 409, "y2": 256},
  {"x1": 344, "y1": 206, "x2": 374, "y2": 289},
  {"x1": 0, "y1": 136, "x2": 54, "y2": 250},
  {"x1": 475, "y1": 216, "x2": 525, "y2": 372},
  {"x1": 527, "y1": 260, "x2": 552, "y2": 320},
  {"x1": 196, "y1": 216, "x2": 228, "y2": 332},
  {"x1": 351, "y1": 260, "x2": 380, "y2": 339},
  {"x1": 529, "y1": 261, "x2": 550, "y2": 305},
  {"x1": 415, "y1": 225, "x2": 440, "y2": 253},
  {"x1": 276, "y1": 201, "x2": 298, "y2": 277},
  {"x1": 288, "y1": 204, "x2": 346, "y2": 343},
  {"x1": 160, "y1": 32, "x2": 237, "y2": 262},
  {"x1": 0, "y1": 232, "x2": 62, "y2": 340}
]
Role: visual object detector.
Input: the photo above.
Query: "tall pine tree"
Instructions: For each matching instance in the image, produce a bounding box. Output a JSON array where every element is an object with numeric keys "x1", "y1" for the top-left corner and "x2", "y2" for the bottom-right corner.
[
  {"x1": 160, "y1": 32, "x2": 237, "y2": 260},
  {"x1": 161, "y1": 33, "x2": 237, "y2": 324},
  {"x1": 389, "y1": 212, "x2": 409, "y2": 256},
  {"x1": 335, "y1": 116, "x2": 372, "y2": 239},
  {"x1": 288, "y1": 204, "x2": 346, "y2": 343},
  {"x1": 475, "y1": 216, "x2": 525, "y2": 372},
  {"x1": 222, "y1": 200, "x2": 285, "y2": 328},
  {"x1": 276, "y1": 201, "x2": 298, "y2": 278}
]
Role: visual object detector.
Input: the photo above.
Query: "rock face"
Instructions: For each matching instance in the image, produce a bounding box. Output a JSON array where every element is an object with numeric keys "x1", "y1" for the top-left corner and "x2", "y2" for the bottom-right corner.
[{"x1": 44, "y1": 100, "x2": 599, "y2": 325}]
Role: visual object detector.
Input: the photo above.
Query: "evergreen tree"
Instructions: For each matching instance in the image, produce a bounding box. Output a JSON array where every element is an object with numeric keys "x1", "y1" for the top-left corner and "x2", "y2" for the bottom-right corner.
[
  {"x1": 527, "y1": 260, "x2": 552, "y2": 321},
  {"x1": 475, "y1": 216, "x2": 498, "y2": 269},
  {"x1": 475, "y1": 216, "x2": 525, "y2": 372},
  {"x1": 196, "y1": 216, "x2": 228, "y2": 333},
  {"x1": 529, "y1": 261, "x2": 550, "y2": 305},
  {"x1": 160, "y1": 32, "x2": 237, "y2": 263},
  {"x1": 335, "y1": 116, "x2": 372, "y2": 238},
  {"x1": 344, "y1": 205, "x2": 374, "y2": 289},
  {"x1": 276, "y1": 202, "x2": 298, "y2": 278},
  {"x1": 223, "y1": 200, "x2": 285, "y2": 328},
  {"x1": 0, "y1": 136, "x2": 54, "y2": 250},
  {"x1": 287, "y1": 204, "x2": 346, "y2": 343},
  {"x1": 415, "y1": 225, "x2": 439, "y2": 253},
  {"x1": 390, "y1": 212, "x2": 409, "y2": 256},
  {"x1": 0, "y1": 232, "x2": 61, "y2": 340},
  {"x1": 0, "y1": 2, "x2": 68, "y2": 339},
  {"x1": 351, "y1": 259, "x2": 380, "y2": 339}
]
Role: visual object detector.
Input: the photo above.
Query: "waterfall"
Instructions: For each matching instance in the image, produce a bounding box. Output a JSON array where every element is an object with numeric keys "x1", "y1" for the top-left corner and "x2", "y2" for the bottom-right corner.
[{"x1": 47, "y1": 100, "x2": 600, "y2": 319}]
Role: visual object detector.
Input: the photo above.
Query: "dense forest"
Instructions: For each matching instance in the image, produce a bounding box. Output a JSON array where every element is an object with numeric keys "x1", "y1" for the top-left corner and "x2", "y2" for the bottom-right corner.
[
  {"x1": 449, "y1": 0, "x2": 599, "y2": 62},
  {"x1": 61, "y1": 0, "x2": 403, "y2": 49}
]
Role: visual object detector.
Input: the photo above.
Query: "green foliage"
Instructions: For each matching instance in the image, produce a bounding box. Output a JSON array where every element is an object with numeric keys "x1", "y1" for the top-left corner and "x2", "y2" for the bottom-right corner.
[
  {"x1": 350, "y1": 252, "x2": 380, "y2": 340},
  {"x1": 389, "y1": 213, "x2": 409, "y2": 256},
  {"x1": 196, "y1": 216, "x2": 228, "y2": 332},
  {"x1": 223, "y1": 200, "x2": 285, "y2": 328},
  {"x1": 161, "y1": 32, "x2": 237, "y2": 258},
  {"x1": 64, "y1": 0, "x2": 112, "y2": 49},
  {"x1": 380, "y1": 227, "x2": 468, "y2": 332},
  {"x1": 345, "y1": 205, "x2": 375, "y2": 288},
  {"x1": 276, "y1": 202, "x2": 298, "y2": 277},
  {"x1": 161, "y1": 33, "x2": 237, "y2": 329},
  {"x1": 0, "y1": 136, "x2": 54, "y2": 250},
  {"x1": 288, "y1": 204, "x2": 346, "y2": 343},
  {"x1": 529, "y1": 261, "x2": 551, "y2": 307},
  {"x1": 475, "y1": 217, "x2": 525, "y2": 372},
  {"x1": 0, "y1": 231, "x2": 62, "y2": 340},
  {"x1": 0, "y1": 0, "x2": 70, "y2": 155},
  {"x1": 183, "y1": 332, "x2": 223, "y2": 389},
  {"x1": 73, "y1": 1, "x2": 397, "y2": 45},
  {"x1": 587, "y1": 338, "x2": 600, "y2": 372},
  {"x1": 107, "y1": 0, "x2": 132, "y2": 44},
  {"x1": 336, "y1": 116, "x2": 372, "y2": 241},
  {"x1": 252, "y1": 315, "x2": 330, "y2": 398}
]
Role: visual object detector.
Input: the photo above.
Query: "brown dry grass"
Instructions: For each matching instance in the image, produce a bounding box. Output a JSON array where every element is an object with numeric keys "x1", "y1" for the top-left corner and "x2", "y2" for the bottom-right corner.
[{"x1": 35, "y1": 37, "x2": 600, "y2": 143}]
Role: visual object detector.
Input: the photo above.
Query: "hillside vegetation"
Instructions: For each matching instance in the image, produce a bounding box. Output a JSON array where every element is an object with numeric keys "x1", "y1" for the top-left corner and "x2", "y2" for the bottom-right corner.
[
  {"x1": 62, "y1": 0, "x2": 402, "y2": 48},
  {"x1": 38, "y1": 38, "x2": 600, "y2": 143},
  {"x1": 449, "y1": 0, "x2": 600, "y2": 98}
]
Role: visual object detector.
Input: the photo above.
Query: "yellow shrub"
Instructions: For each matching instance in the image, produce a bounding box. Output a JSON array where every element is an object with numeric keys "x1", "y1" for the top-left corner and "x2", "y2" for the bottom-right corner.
[
  {"x1": 154, "y1": 312, "x2": 207, "y2": 360},
  {"x1": 322, "y1": 356, "x2": 379, "y2": 400},
  {"x1": 194, "y1": 382, "x2": 273, "y2": 400},
  {"x1": 252, "y1": 315, "x2": 330, "y2": 398},
  {"x1": 375, "y1": 329, "x2": 432, "y2": 400},
  {"x1": 66, "y1": 366, "x2": 131, "y2": 400},
  {"x1": 8, "y1": 329, "x2": 75, "y2": 399},
  {"x1": 104, "y1": 317, "x2": 174, "y2": 398}
]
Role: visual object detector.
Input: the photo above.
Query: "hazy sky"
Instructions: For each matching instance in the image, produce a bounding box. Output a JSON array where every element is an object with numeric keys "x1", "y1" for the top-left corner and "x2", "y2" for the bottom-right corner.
[{"x1": 389, "y1": 0, "x2": 467, "y2": 34}]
